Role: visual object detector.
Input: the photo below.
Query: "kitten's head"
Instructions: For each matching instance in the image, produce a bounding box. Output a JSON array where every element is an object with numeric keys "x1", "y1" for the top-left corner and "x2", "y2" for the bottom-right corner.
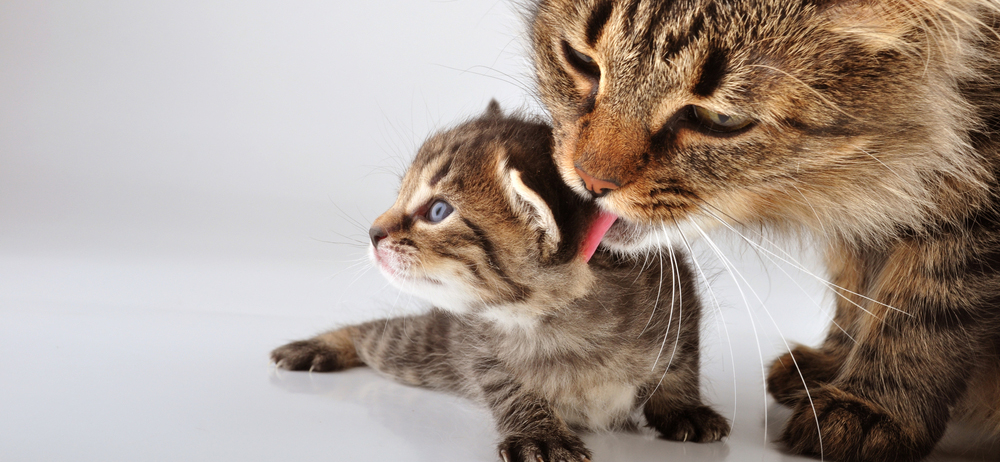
[
  {"x1": 531, "y1": 0, "x2": 995, "y2": 252},
  {"x1": 369, "y1": 102, "x2": 600, "y2": 315}
]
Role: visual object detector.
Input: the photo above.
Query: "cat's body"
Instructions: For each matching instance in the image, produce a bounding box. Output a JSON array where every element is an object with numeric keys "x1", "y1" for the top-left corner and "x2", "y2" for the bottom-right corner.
[
  {"x1": 529, "y1": 0, "x2": 1000, "y2": 461},
  {"x1": 271, "y1": 105, "x2": 728, "y2": 462}
]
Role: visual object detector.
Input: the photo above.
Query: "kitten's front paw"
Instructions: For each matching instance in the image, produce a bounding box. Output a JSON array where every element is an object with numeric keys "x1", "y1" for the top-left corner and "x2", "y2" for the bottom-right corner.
[
  {"x1": 646, "y1": 404, "x2": 730, "y2": 443},
  {"x1": 781, "y1": 385, "x2": 935, "y2": 462},
  {"x1": 498, "y1": 432, "x2": 591, "y2": 462},
  {"x1": 270, "y1": 338, "x2": 357, "y2": 372},
  {"x1": 767, "y1": 346, "x2": 843, "y2": 407}
]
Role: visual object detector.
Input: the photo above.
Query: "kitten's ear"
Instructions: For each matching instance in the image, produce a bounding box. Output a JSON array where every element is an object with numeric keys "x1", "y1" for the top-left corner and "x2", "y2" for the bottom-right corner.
[
  {"x1": 484, "y1": 99, "x2": 503, "y2": 119},
  {"x1": 505, "y1": 167, "x2": 561, "y2": 260}
]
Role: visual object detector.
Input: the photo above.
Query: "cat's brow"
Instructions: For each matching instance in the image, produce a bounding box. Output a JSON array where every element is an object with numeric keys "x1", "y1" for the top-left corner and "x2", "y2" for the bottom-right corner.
[
  {"x1": 692, "y1": 46, "x2": 728, "y2": 97},
  {"x1": 585, "y1": 0, "x2": 615, "y2": 46}
]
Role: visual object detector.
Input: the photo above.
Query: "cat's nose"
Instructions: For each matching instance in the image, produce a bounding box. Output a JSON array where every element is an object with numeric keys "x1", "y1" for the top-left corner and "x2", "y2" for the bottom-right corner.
[
  {"x1": 369, "y1": 225, "x2": 388, "y2": 248},
  {"x1": 575, "y1": 165, "x2": 619, "y2": 198}
]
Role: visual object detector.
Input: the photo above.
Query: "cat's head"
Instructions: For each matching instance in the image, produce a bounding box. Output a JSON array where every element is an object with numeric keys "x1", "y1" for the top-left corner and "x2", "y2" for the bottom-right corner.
[
  {"x1": 531, "y1": 0, "x2": 994, "y2": 252},
  {"x1": 369, "y1": 102, "x2": 600, "y2": 317}
]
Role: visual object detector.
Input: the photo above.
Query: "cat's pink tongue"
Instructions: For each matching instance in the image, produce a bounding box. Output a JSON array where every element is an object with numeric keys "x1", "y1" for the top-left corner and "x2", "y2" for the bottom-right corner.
[{"x1": 580, "y1": 211, "x2": 617, "y2": 263}]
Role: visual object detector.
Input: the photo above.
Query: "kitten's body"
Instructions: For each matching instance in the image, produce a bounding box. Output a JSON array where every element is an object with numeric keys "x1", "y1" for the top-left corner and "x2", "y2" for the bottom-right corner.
[
  {"x1": 272, "y1": 106, "x2": 728, "y2": 462},
  {"x1": 530, "y1": 1, "x2": 1000, "y2": 461}
]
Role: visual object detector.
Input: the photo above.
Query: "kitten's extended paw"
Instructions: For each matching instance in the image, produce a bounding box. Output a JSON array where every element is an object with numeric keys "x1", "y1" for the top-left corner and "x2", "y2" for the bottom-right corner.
[
  {"x1": 767, "y1": 346, "x2": 843, "y2": 407},
  {"x1": 781, "y1": 385, "x2": 935, "y2": 462},
  {"x1": 646, "y1": 404, "x2": 730, "y2": 443},
  {"x1": 270, "y1": 338, "x2": 357, "y2": 372},
  {"x1": 498, "y1": 432, "x2": 591, "y2": 462}
]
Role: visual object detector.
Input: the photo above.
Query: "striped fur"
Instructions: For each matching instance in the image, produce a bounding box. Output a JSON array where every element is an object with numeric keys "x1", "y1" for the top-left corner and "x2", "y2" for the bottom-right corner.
[
  {"x1": 530, "y1": 0, "x2": 1000, "y2": 460},
  {"x1": 271, "y1": 104, "x2": 728, "y2": 461}
]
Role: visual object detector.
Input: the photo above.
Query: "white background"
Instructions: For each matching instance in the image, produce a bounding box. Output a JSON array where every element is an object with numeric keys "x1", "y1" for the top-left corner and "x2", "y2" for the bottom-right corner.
[{"x1": 0, "y1": 1, "x2": 992, "y2": 461}]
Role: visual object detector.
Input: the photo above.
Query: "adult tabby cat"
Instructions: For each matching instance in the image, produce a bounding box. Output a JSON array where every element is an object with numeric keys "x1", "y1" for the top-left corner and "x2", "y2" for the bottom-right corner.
[
  {"x1": 530, "y1": 0, "x2": 1000, "y2": 461},
  {"x1": 271, "y1": 103, "x2": 729, "y2": 462}
]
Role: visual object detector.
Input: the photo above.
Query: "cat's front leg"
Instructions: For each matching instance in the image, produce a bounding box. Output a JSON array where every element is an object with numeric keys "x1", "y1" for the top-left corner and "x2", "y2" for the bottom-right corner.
[
  {"x1": 779, "y1": 243, "x2": 984, "y2": 462},
  {"x1": 768, "y1": 246, "x2": 862, "y2": 406}
]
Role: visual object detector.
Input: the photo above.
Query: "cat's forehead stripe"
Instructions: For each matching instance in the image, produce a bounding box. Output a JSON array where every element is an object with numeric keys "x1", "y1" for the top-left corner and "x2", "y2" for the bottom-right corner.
[
  {"x1": 585, "y1": 0, "x2": 615, "y2": 46},
  {"x1": 692, "y1": 46, "x2": 727, "y2": 98}
]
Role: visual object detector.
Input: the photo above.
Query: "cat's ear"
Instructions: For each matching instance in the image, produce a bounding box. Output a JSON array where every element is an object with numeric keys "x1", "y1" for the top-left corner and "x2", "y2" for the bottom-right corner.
[
  {"x1": 503, "y1": 166, "x2": 561, "y2": 260},
  {"x1": 484, "y1": 99, "x2": 503, "y2": 119}
]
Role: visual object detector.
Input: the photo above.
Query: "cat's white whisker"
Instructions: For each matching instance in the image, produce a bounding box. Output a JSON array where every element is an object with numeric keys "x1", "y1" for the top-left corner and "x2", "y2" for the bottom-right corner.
[
  {"x1": 697, "y1": 204, "x2": 911, "y2": 319},
  {"x1": 688, "y1": 217, "x2": 771, "y2": 443},
  {"x1": 674, "y1": 221, "x2": 739, "y2": 439},
  {"x1": 690, "y1": 216, "x2": 829, "y2": 456},
  {"x1": 639, "y1": 236, "x2": 667, "y2": 337}
]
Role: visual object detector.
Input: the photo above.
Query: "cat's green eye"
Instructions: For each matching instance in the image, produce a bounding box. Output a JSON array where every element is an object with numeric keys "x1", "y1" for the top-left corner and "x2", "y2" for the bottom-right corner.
[
  {"x1": 692, "y1": 106, "x2": 753, "y2": 132},
  {"x1": 569, "y1": 47, "x2": 595, "y2": 65},
  {"x1": 561, "y1": 41, "x2": 600, "y2": 80}
]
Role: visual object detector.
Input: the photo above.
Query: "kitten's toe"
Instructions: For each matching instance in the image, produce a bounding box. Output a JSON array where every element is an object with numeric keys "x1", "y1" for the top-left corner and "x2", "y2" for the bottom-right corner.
[
  {"x1": 270, "y1": 339, "x2": 355, "y2": 372},
  {"x1": 767, "y1": 346, "x2": 843, "y2": 407},
  {"x1": 647, "y1": 404, "x2": 730, "y2": 443},
  {"x1": 781, "y1": 385, "x2": 935, "y2": 462},
  {"x1": 498, "y1": 432, "x2": 591, "y2": 462}
]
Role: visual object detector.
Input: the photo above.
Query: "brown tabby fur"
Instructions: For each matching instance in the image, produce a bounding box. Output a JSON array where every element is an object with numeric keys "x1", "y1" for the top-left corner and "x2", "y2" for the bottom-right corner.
[
  {"x1": 271, "y1": 104, "x2": 728, "y2": 462},
  {"x1": 530, "y1": 0, "x2": 1000, "y2": 461}
]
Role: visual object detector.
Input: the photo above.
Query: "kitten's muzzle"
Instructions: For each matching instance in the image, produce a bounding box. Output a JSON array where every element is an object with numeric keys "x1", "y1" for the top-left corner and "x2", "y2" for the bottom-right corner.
[
  {"x1": 575, "y1": 165, "x2": 619, "y2": 198},
  {"x1": 369, "y1": 225, "x2": 388, "y2": 248}
]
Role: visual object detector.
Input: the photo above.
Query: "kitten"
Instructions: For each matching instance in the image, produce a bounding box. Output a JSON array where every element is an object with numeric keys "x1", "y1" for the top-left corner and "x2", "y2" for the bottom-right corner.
[
  {"x1": 529, "y1": 1, "x2": 1000, "y2": 461},
  {"x1": 271, "y1": 103, "x2": 729, "y2": 462}
]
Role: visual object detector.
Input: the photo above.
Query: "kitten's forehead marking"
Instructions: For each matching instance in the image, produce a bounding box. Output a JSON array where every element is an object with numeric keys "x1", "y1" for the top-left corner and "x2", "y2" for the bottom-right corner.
[{"x1": 405, "y1": 154, "x2": 452, "y2": 212}]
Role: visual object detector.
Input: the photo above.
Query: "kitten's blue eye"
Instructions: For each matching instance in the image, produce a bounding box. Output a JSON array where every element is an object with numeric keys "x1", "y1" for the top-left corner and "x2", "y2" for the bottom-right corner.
[{"x1": 426, "y1": 200, "x2": 453, "y2": 223}]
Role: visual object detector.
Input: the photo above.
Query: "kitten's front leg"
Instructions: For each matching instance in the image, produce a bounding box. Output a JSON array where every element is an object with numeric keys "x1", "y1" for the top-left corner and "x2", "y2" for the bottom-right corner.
[
  {"x1": 271, "y1": 326, "x2": 364, "y2": 372},
  {"x1": 642, "y1": 382, "x2": 729, "y2": 443},
  {"x1": 475, "y1": 365, "x2": 590, "y2": 462}
]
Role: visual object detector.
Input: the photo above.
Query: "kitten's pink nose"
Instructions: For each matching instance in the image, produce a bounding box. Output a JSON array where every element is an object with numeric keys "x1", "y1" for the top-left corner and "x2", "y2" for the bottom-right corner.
[
  {"x1": 575, "y1": 165, "x2": 619, "y2": 198},
  {"x1": 369, "y1": 226, "x2": 388, "y2": 248}
]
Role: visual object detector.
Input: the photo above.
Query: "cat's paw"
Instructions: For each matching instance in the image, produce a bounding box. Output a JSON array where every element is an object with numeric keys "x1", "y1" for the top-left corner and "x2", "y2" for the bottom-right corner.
[
  {"x1": 781, "y1": 385, "x2": 935, "y2": 462},
  {"x1": 646, "y1": 404, "x2": 730, "y2": 443},
  {"x1": 270, "y1": 339, "x2": 356, "y2": 372},
  {"x1": 498, "y1": 432, "x2": 591, "y2": 462},
  {"x1": 767, "y1": 346, "x2": 843, "y2": 407}
]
